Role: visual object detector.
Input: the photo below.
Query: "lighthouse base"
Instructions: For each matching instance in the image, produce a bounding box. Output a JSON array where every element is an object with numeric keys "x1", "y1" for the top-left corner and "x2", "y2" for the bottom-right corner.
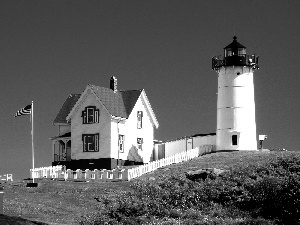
[{"x1": 216, "y1": 130, "x2": 257, "y2": 151}]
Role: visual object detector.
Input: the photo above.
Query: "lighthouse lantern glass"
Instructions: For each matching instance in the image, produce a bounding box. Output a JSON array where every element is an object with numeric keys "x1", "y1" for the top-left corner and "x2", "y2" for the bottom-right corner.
[{"x1": 225, "y1": 47, "x2": 246, "y2": 57}]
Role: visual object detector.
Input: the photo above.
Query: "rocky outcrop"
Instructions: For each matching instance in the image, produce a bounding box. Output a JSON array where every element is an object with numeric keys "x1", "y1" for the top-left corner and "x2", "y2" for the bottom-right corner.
[{"x1": 185, "y1": 168, "x2": 228, "y2": 181}]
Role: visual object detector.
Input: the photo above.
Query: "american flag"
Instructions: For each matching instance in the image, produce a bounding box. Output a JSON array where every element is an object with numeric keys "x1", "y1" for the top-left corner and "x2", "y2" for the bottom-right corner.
[{"x1": 15, "y1": 104, "x2": 32, "y2": 117}]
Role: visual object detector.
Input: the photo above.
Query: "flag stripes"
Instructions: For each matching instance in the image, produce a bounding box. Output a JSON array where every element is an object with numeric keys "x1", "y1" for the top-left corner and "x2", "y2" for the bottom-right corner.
[{"x1": 15, "y1": 104, "x2": 32, "y2": 117}]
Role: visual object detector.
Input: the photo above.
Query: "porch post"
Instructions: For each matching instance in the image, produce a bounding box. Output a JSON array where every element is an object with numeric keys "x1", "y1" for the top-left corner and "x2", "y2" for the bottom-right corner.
[
  {"x1": 52, "y1": 140, "x2": 56, "y2": 162},
  {"x1": 63, "y1": 140, "x2": 67, "y2": 161}
]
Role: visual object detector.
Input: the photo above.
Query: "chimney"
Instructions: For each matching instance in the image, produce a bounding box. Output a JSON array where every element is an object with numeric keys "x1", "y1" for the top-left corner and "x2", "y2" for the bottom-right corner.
[{"x1": 110, "y1": 76, "x2": 117, "y2": 93}]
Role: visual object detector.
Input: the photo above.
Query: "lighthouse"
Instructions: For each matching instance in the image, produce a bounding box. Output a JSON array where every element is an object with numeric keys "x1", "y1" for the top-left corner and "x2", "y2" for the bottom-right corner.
[{"x1": 212, "y1": 36, "x2": 259, "y2": 151}]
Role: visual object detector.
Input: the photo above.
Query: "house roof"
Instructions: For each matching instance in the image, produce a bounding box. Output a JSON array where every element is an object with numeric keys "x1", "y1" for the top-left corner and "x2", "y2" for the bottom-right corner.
[
  {"x1": 53, "y1": 86, "x2": 144, "y2": 124},
  {"x1": 53, "y1": 94, "x2": 81, "y2": 124},
  {"x1": 89, "y1": 85, "x2": 128, "y2": 118},
  {"x1": 120, "y1": 89, "x2": 143, "y2": 117}
]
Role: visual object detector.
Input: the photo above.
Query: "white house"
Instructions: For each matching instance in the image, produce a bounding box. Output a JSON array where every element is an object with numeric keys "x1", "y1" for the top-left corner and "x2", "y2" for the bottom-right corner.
[{"x1": 51, "y1": 77, "x2": 159, "y2": 170}]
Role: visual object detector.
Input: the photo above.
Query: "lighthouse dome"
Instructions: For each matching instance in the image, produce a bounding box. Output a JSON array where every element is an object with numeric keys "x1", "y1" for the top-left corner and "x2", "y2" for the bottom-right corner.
[{"x1": 224, "y1": 36, "x2": 246, "y2": 57}]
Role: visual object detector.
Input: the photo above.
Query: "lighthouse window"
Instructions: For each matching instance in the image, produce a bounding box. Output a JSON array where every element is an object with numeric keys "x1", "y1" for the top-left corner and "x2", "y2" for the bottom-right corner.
[
  {"x1": 232, "y1": 135, "x2": 238, "y2": 146},
  {"x1": 226, "y1": 50, "x2": 233, "y2": 56},
  {"x1": 238, "y1": 48, "x2": 246, "y2": 55}
]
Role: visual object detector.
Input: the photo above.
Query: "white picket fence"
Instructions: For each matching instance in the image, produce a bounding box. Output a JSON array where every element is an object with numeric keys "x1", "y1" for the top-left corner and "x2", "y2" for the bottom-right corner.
[
  {"x1": 127, "y1": 144, "x2": 213, "y2": 180},
  {"x1": 30, "y1": 144, "x2": 214, "y2": 182},
  {"x1": 30, "y1": 166, "x2": 128, "y2": 182},
  {"x1": 30, "y1": 165, "x2": 66, "y2": 179},
  {"x1": 0, "y1": 174, "x2": 13, "y2": 182}
]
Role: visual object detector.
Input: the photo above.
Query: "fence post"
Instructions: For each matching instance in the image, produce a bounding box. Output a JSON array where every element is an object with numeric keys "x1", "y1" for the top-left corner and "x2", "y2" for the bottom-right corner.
[
  {"x1": 6, "y1": 174, "x2": 13, "y2": 182},
  {"x1": 46, "y1": 168, "x2": 50, "y2": 178},
  {"x1": 94, "y1": 169, "x2": 100, "y2": 179},
  {"x1": 102, "y1": 169, "x2": 107, "y2": 181},
  {"x1": 122, "y1": 169, "x2": 129, "y2": 181},
  {"x1": 0, "y1": 190, "x2": 3, "y2": 214},
  {"x1": 85, "y1": 169, "x2": 91, "y2": 180},
  {"x1": 112, "y1": 169, "x2": 119, "y2": 181},
  {"x1": 107, "y1": 170, "x2": 114, "y2": 180},
  {"x1": 65, "y1": 169, "x2": 72, "y2": 180},
  {"x1": 76, "y1": 169, "x2": 82, "y2": 179}
]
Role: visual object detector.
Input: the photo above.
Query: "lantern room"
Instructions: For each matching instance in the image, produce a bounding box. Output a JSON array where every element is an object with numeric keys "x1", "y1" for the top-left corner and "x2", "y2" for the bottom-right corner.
[
  {"x1": 224, "y1": 36, "x2": 246, "y2": 57},
  {"x1": 212, "y1": 36, "x2": 259, "y2": 70}
]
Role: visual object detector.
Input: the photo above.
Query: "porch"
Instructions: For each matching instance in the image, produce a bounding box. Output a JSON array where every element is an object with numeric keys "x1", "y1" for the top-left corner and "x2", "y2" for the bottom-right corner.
[{"x1": 51, "y1": 132, "x2": 71, "y2": 162}]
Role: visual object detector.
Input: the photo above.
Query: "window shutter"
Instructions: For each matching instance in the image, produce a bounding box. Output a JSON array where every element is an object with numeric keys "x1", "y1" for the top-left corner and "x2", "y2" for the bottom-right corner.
[
  {"x1": 95, "y1": 134, "x2": 99, "y2": 151},
  {"x1": 95, "y1": 110, "x2": 99, "y2": 123},
  {"x1": 82, "y1": 111, "x2": 87, "y2": 124},
  {"x1": 83, "y1": 135, "x2": 86, "y2": 152}
]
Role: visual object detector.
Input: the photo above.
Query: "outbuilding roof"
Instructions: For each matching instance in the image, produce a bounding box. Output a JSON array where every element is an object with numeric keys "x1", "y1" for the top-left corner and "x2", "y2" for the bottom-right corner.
[{"x1": 162, "y1": 133, "x2": 216, "y2": 143}]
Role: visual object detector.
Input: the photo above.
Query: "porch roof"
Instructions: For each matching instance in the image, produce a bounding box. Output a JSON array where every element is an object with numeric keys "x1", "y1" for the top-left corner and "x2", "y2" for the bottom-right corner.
[{"x1": 50, "y1": 132, "x2": 71, "y2": 140}]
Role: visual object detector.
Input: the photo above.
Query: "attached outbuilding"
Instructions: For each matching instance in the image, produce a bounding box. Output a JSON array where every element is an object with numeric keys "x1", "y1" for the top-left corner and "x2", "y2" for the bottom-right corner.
[{"x1": 153, "y1": 133, "x2": 216, "y2": 160}]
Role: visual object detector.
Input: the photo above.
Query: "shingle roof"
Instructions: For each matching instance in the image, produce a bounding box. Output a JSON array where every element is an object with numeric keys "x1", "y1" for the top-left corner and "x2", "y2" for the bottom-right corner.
[
  {"x1": 53, "y1": 94, "x2": 81, "y2": 124},
  {"x1": 120, "y1": 89, "x2": 143, "y2": 117},
  {"x1": 53, "y1": 86, "x2": 143, "y2": 124}
]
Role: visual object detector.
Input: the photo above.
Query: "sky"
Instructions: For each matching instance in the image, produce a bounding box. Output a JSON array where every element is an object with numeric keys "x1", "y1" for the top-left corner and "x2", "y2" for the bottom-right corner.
[{"x1": 1, "y1": 0, "x2": 300, "y2": 181}]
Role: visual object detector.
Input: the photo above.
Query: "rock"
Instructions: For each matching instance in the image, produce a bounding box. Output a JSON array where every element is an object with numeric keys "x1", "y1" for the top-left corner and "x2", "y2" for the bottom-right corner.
[
  {"x1": 212, "y1": 168, "x2": 227, "y2": 176},
  {"x1": 148, "y1": 177, "x2": 156, "y2": 181},
  {"x1": 185, "y1": 169, "x2": 211, "y2": 181},
  {"x1": 185, "y1": 168, "x2": 228, "y2": 181},
  {"x1": 158, "y1": 167, "x2": 170, "y2": 171}
]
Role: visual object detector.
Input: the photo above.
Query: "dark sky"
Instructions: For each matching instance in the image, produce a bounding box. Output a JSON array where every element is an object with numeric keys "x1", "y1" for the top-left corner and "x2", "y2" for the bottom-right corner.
[{"x1": 1, "y1": 0, "x2": 300, "y2": 180}]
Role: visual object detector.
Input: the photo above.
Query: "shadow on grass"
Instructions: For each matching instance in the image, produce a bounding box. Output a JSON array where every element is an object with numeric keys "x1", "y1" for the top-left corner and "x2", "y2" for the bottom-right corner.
[{"x1": 0, "y1": 214, "x2": 49, "y2": 225}]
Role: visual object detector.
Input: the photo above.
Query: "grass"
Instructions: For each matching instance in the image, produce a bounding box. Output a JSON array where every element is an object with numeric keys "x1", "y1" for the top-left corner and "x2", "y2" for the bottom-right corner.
[
  {"x1": 1, "y1": 150, "x2": 299, "y2": 224},
  {"x1": 1, "y1": 179, "x2": 132, "y2": 224}
]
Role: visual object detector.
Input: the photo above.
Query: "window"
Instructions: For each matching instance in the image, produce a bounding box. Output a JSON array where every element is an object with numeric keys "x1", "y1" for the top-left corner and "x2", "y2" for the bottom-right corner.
[
  {"x1": 232, "y1": 135, "x2": 238, "y2": 146},
  {"x1": 137, "y1": 111, "x2": 143, "y2": 129},
  {"x1": 82, "y1": 106, "x2": 99, "y2": 124},
  {"x1": 118, "y1": 135, "x2": 125, "y2": 152},
  {"x1": 137, "y1": 138, "x2": 143, "y2": 150},
  {"x1": 83, "y1": 134, "x2": 99, "y2": 152}
]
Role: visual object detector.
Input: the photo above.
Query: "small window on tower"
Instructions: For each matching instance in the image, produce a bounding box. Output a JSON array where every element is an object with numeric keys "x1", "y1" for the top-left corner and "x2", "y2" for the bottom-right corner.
[{"x1": 232, "y1": 135, "x2": 238, "y2": 146}]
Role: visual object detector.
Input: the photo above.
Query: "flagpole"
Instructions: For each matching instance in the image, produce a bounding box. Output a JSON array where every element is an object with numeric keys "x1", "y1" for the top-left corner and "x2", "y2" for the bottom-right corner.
[{"x1": 31, "y1": 101, "x2": 35, "y2": 183}]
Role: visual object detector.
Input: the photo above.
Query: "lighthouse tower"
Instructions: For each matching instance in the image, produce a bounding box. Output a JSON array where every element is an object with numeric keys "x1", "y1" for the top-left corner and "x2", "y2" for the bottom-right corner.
[{"x1": 212, "y1": 36, "x2": 259, "y2": 151}]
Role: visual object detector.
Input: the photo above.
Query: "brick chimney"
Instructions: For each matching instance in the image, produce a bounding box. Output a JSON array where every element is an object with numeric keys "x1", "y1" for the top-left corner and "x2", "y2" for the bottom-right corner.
[{"x1": 110, "y1": 76, "x2": 117, "y2": 93}]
